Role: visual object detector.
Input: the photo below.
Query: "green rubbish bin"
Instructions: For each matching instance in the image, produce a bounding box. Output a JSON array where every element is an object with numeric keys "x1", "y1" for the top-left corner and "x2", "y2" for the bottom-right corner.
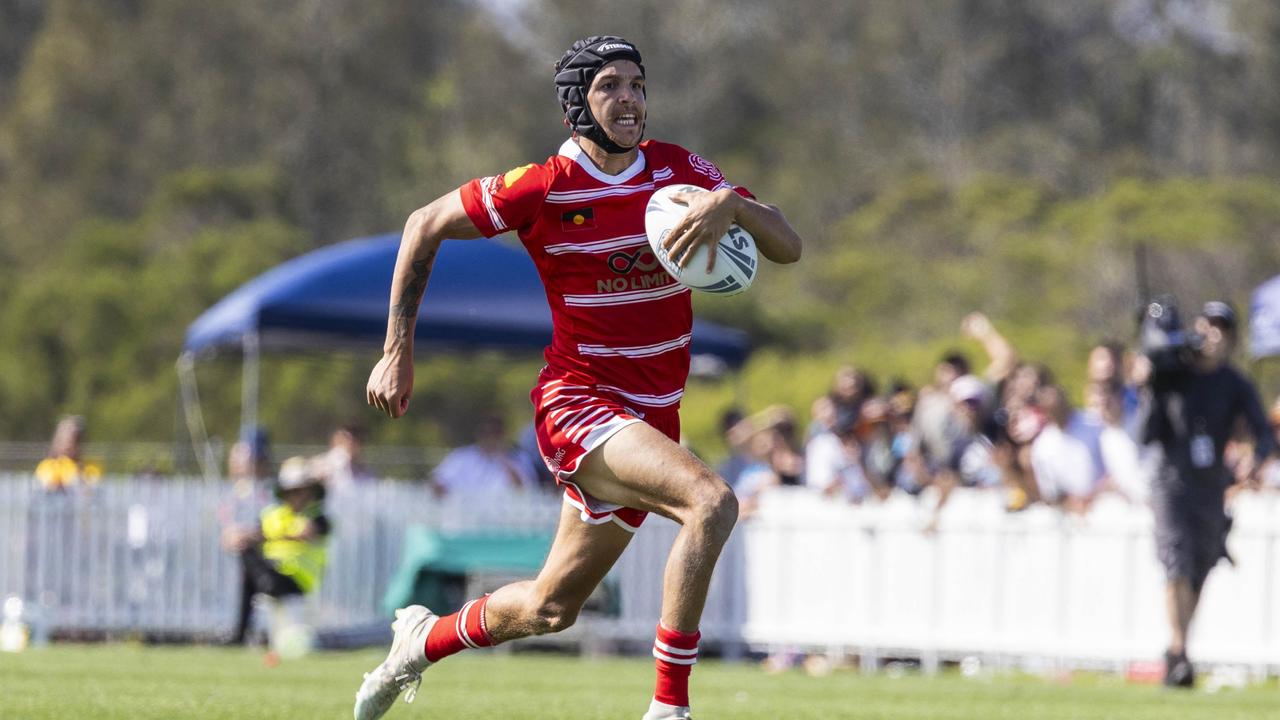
[{"x1": 381, "y1": 526, "x2": 554, "y2": 617}]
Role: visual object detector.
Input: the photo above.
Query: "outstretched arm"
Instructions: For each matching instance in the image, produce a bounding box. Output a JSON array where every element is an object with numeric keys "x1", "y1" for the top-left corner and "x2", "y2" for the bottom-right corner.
[
  {"x1": 962, "y1": 312, "x2": 1018, "y2": 383},
  {"x1": 367, "y1": 190, "x2": 484, "y2": 418},
  {"x1": 663, "y1": 188, "x2": 803, "y2": 270}
]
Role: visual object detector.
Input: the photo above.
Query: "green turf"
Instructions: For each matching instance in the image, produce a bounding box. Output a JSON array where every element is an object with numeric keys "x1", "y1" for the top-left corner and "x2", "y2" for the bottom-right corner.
[{"x1": 0, "y1": 644, "x2": 1275, "y2": 719}]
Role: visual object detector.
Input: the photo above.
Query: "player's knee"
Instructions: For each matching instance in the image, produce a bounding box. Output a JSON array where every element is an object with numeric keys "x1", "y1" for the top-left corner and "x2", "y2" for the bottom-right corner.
[{"x1": 687, "y1": 478, "x2": 738, "y2": 538}]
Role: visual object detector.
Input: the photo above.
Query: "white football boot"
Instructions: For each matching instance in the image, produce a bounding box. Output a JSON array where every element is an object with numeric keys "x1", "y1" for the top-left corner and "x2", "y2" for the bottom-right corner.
[
  {"x1": 353, "y1": 605, "x2": 439, "y2": 720},
  {"x1": 642, "y1": 699, "x2": 693, "y2": 720}
]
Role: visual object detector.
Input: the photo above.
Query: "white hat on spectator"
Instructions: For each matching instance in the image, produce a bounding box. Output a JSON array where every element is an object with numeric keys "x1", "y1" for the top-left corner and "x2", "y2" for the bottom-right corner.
[
  {"x1": 949, "y1": 374, "x2": 991, "y2": 409},
  {"x1": 277, "y1": 455, "x2": 322, "y2": 491}
]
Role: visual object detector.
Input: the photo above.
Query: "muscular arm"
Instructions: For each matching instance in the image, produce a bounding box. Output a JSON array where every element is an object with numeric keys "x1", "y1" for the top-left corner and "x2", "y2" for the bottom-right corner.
[
  {"x1": 663, "y1": 188, "x2": 803, "y2": 269},
  {"x1": 726, "y1": 192, "x2": 803, "y2": 265},
  {"x1": 367, "y1": 189, "x2": 483, "y2": 418}
]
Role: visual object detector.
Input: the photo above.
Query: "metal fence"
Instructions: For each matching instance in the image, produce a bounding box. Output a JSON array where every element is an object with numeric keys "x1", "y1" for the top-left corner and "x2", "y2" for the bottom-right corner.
[
  {"x1": 6, "y1": 473, "x2": 1278, "y2": 672},
  {"x1": 0, "y1": 474, "x2": 740, "y2": 647}
]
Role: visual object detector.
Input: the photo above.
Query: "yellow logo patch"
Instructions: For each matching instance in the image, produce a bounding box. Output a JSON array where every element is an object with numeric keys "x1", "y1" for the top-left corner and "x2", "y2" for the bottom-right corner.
[{"x1": 503, "y1": 164, "x2": 535, "y2": 188}]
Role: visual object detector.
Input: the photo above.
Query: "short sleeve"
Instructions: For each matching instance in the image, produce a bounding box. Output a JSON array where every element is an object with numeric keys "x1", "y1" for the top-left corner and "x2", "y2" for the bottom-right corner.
[
  {"x1": 680, "y1": 150, "x2": 755, "y2": 199},
  {"x1": 458, "y1": 163, "x2": 550, "y2": 237}
]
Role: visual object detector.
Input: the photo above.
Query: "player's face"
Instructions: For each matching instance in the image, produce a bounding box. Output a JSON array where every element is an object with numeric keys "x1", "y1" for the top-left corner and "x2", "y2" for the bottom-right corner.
[{"x1": 588, "y1": 60, "x2": 646, "y2": 148}]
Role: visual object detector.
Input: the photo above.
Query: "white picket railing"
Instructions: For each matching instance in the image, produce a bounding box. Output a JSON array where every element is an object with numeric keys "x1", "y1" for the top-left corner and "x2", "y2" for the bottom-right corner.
[{"x1": 2, "y1": 475, "x2": 1277, "y2": 673}]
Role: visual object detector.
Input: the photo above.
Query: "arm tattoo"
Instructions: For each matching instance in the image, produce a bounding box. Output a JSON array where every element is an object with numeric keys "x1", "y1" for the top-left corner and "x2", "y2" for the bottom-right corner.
[{"x1": 390, "y1": 250, "x2": 436, "y2": 340}]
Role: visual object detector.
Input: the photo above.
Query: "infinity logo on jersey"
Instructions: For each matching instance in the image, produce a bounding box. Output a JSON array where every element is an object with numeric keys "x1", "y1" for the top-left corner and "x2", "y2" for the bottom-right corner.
[
  {"x1": 607, "y1": 248, "x2": 661, "y2": 274},
  {"x1": 560, "y1": 207, "x2": 596, "y2": 232}
]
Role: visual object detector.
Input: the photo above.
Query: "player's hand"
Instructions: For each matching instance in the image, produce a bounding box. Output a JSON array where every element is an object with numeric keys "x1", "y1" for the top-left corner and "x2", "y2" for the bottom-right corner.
[
  {"x1": 367, "y1": 350, "x2": 414, "y2": 418},
  {"x1": 663, "y1": 188, "x2": 740, "y2": 271}
]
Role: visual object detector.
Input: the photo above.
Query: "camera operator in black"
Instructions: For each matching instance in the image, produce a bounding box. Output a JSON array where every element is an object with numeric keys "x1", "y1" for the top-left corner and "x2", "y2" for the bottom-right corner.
[{"x1": 1139, "y1": 300, "x2": 1274, "y2": 688}]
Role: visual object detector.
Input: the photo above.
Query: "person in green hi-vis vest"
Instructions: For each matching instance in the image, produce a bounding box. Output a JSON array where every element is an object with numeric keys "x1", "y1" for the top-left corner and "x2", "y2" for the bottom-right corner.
[{"x1": 222, "y1": 456, "x2": 330, "y2": 645}]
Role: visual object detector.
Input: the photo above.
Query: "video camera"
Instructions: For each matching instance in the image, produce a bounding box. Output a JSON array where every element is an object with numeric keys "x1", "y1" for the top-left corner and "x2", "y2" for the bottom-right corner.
[{"x1": 1138, "y1": 295, "x2": 1204, "y2": 381}]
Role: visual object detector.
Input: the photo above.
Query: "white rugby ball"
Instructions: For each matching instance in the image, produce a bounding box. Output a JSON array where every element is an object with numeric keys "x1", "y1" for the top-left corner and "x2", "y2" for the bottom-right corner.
[{"x1": 645, "y1": 184, "x2": 758, "y2": 296}]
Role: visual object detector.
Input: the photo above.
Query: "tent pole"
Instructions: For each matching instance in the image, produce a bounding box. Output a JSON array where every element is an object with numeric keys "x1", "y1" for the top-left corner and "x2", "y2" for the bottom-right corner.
[
  {"x1": 176, "y1": 352, "x2": 221, "y2": 482},
  {"x1": 241, "y1": 332, "x2": 261, "y2": 436}
]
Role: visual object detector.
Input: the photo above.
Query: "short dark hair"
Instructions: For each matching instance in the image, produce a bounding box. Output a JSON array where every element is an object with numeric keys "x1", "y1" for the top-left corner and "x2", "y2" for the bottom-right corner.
[{"x1": 940, "y1": 351, "x2": 970, "y2": 376}]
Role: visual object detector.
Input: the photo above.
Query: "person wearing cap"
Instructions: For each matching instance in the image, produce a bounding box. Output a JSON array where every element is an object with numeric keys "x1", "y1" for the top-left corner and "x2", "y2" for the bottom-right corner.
[
  {"x1": 357, "y1": 34, "x2": 802, "y2": 720},
  {"x1": 1139, "y1": 300, "x2": 1274, "y2": 687},
  {"x1": 221, "y1": 456, "x2": 331, "y2": 646}
]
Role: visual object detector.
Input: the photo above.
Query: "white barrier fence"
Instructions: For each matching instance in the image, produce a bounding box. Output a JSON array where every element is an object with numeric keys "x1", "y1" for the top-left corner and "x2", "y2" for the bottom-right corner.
[
  {"x1": 2, "y1": 474, "x2": 1277, "y2": 672},
  {"x1": 742, "y1": 488, "x2": 1280, "y2": 673},
  {"x1": 0, "y1": 475, "x2": 716, "y2": 645}
]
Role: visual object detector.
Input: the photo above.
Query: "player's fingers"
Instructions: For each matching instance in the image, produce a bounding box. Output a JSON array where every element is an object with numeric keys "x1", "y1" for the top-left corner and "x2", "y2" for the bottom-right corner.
[
  {"x1": 670, "y1": 227, "x2": 698, "y2": 266},
  {"x1": 662, "y1": 217, "x2": 690, "y2": 251},
  {"x1": 669, "y1": 191, "x2": 690, "y2": 206},
  {"x1": 398, "y1": 393, "x2": 411, "y2": 417},
  {"x1": 705, "y1": 237, "x2": 718, "y2": 272},
  {"x1": 677, "y1": 229, "x2": 709, "y2": 268}
]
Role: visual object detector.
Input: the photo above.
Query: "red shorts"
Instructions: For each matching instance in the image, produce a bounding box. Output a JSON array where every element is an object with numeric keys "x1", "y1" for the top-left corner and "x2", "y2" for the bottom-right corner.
[{"x1": 531, "y1": 370, "x2": 681, "y2": 532}]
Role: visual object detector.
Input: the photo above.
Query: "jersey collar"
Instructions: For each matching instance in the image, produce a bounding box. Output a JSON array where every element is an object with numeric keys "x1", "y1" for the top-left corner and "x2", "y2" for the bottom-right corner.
[{"x1": 558, "y1": 138, "x2": 647, "y2": 185}]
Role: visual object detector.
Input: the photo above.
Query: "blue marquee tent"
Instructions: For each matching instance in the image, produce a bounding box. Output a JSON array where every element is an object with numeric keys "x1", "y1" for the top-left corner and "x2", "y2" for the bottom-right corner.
[
  {"x1": 183, "y1": 233, "x2": 751, "y2": 364},
  {"x1": 177, "y1": 234, "x2": 751, "y2": 475}
]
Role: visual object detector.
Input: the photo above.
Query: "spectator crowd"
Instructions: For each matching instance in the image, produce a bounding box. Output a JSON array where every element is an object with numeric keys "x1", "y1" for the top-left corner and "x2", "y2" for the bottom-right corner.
[
  {"x1": 718, "y1": 312, "x2": 1280, "y2": 520},
  {"x1": 27, "y1": 312, "x2": 1280, "y2": 516}
]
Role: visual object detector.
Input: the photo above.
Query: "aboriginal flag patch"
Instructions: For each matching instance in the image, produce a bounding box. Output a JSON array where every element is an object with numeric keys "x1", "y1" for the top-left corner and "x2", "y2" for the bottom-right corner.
[{"x1": 560, "y1": 207, "x2": 595, "y2": 231}]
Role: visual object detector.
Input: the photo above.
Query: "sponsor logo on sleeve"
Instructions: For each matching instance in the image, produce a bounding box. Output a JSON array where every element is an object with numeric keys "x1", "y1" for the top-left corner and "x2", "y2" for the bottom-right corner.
[{"x1": 688, "y1": 153, "x2": 724, "y2": 183}]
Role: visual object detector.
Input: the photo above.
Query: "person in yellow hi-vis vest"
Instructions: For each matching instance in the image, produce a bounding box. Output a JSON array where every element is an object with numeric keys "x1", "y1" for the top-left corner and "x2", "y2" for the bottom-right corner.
[
  {"x1": 34, "y1": 416, "x2": 102, "y2": 492},
  {"x1": 221, "y1": 456, "x2": 330, "y2": 645}
]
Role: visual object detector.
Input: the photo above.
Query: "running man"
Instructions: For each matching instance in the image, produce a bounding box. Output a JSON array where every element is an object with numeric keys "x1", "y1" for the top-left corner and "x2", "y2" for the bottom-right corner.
[{"x1": 356, "y1": 36, "x2": 802, "y2": 720}]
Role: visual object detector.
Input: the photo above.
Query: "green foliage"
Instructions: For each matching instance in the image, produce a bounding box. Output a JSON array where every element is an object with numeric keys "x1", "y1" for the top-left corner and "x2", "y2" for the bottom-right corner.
[{"x1": 2, "y1": 1, "x2": 1280, "y2": 458}]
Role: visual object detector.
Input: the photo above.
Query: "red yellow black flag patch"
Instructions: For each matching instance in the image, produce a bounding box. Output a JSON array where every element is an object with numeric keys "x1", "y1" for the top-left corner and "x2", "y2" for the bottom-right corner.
[{"x1": 560, "y1": 207, "x2": 595, "y2": 231}]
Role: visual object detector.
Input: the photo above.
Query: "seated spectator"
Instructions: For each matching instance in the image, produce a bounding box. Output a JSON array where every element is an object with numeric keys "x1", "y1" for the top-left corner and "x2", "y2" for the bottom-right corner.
[
  {"x1": 431, "y1": 414, "x2": 532, "y2": 497},
  {"x1": 1029, "y1": 385, "x2": 1103, "y2": 512},
  {"x1": 317, "y1": 424, "x2": 376, "y2": 491},
  {"x1": 221, "y1": 456, "x2": 331, "y2": 646},
  {"x1": 34, "y1": 415, "x2": 102, "y2": 492},
  {"x1": 805, "y1": 408, "x2": 874, "y2": 502}
]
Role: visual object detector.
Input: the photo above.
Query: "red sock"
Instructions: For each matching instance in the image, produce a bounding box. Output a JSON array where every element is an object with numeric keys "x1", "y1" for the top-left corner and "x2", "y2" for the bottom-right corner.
[
  {"x1": 424, "y1": 596, "x2": 495, "y2": 662},
  {"x1": 653, "y1": 622, "x2": 700, "y2": 707}
]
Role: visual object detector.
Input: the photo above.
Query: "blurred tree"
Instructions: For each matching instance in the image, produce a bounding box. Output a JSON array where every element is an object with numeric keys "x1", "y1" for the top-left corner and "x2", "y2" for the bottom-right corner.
[{"x1": 2, "y1": 0, "x2": 1280, "y2": 457}]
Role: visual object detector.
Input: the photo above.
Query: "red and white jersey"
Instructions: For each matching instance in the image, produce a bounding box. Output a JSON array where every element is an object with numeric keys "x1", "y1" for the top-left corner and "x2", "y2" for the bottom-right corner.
[{"x1": 459, "y1": 138, "x2": 752, "y2": 411}]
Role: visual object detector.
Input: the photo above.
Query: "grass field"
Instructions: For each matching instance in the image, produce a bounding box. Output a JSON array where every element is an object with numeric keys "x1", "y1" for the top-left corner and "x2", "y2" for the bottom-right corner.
[{"x1": 1, "y1": 644, "x2": 1276, "y2": 719}]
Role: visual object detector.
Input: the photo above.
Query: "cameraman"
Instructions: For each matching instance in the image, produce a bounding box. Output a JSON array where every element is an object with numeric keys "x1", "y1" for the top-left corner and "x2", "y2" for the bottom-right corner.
[{"x1": 1139, "y1": 301, "x2": 1274, "y2": 687}]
